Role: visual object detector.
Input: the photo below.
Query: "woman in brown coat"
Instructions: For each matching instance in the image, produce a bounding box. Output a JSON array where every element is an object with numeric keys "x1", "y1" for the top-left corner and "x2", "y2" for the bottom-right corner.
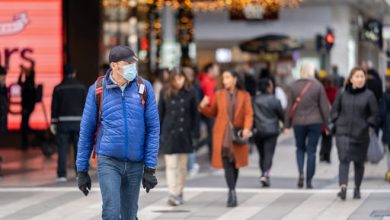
[{"x1": 199, "y1": 70, "x2": 253, "y2": 207}]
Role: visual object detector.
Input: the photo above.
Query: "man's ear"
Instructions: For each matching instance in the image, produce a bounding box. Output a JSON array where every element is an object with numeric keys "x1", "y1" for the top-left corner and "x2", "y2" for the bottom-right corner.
[{"x1": 110, "y1": 62, "x2": 116, "y2": 70}]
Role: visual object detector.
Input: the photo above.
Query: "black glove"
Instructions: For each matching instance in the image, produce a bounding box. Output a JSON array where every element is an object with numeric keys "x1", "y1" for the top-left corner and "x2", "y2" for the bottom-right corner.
[
  {"x1": 77, "y1": 172, "x2": 91, "y2": 196},
  {"x1": 142, "y1": 167, "x2": 157, "y2": 193}
]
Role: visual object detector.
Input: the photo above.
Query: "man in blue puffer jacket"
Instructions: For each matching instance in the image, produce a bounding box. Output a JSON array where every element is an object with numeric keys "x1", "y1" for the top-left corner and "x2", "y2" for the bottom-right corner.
[{"x1": 76, "y1": 46, "x2": 160, "y2": 220}]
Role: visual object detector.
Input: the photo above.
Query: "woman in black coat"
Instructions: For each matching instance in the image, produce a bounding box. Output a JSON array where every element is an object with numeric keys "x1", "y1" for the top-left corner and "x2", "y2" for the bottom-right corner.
[
  {"x1": 158, "y1": 68, "x2": 199, "y2": 206},
  {"x1": 253, "y1": 78, "x2": 284, "y2": 187},
  {"x1": 331, "y1": 67, "x2": 378, "y2": 200},
  {"x1": 379, "y1": 77, "x2": 390, "y2": 181}
]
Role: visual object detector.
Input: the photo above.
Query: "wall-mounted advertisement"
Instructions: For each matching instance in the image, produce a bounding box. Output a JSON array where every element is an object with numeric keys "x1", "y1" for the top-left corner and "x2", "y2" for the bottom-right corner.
[{"x1": 0, "y1": 0, "x2": 62, "y2": 130}]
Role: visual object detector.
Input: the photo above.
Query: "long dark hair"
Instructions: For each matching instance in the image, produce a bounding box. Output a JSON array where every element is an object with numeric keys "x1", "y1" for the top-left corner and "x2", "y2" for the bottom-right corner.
[
  {"x1": 224, "y1": 69, "x2": 244, "y2": 90},
  {"x1": 164, "y1": 67, "x2": 191, "y2": 99}
]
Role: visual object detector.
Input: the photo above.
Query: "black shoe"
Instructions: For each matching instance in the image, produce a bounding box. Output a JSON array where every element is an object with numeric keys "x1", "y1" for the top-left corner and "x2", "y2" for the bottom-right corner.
[
  {"x1": 260, "y1": 176, "x2": 270, "y2": 187},
  {"x1": 353, "y1": 188, "x2": 361, "y2": 199},
  {"x1": 227, "y1": 190, "x2": 237, "y2": 207},
  {"x1": 297, "y1": 176, "x2": 304, "y2": 188},
  {"x1": 306, "y1": 181, "x2": 313, "y2": 189},
  {"x1": 337, "y1": 187, "x2": 347, "y2": 200},
  {"x1": 320, "y1": 155, "x2": 326, "y2": 162}
]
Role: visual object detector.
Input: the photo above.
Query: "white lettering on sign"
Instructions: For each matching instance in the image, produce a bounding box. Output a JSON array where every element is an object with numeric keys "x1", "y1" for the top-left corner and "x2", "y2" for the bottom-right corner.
[
  {"x1": 0, "y1": 12, "x2": 29, "y2": 36},
  {"x1": 243, "y1": 5, "x2": 264, "y2": 20}
]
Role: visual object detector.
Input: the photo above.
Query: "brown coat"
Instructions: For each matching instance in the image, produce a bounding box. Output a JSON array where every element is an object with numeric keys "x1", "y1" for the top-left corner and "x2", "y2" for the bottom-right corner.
[{"x1": 199, "y1": 89, "x2": 253, "y2": 169}]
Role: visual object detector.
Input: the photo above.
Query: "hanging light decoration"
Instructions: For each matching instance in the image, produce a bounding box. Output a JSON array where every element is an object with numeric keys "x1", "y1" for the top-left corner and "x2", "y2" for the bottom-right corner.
[
  {"x1": 152, "y1": 0, "x2": 303, "y2": 11},
  {"x1": 103, "y1": 0, "x2": 304, "y2": 12}
]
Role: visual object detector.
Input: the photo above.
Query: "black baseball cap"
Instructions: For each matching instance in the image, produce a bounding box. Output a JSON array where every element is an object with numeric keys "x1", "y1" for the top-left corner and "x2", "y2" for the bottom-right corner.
[{"x1": 109, "y1": 46, "x2": 138, "y2": 63}]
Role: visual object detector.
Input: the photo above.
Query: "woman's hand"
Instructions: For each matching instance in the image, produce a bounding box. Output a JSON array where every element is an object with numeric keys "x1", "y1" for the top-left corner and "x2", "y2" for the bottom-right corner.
[
  {"x1": 199, "y1": 96, "x2": 210, "y2": 108},
  {"x1": 242, "y1": 129, "x2": 252, "y2": 140}
]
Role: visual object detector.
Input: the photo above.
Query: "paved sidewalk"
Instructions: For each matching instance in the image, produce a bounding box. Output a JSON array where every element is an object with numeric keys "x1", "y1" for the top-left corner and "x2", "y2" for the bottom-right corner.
[{"x1": 0, "y1": 134, "x2": 389, "y2": 219}]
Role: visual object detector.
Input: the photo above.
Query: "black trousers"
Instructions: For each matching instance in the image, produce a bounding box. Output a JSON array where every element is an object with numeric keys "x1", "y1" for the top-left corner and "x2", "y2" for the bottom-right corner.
[
  {"x1": 57, "y1": 127, "x2": 79, "y2": 178},
  {"x1": 320, "y1": 132, "x2": 333, "y2": 160},
  {"x1": 255, "y1": 135, "x2": 278, "y2": 176},
  {"x1": 21, "y1": 109, "x2": 33, "y2": 150},
  {"x1": 223, "y1": 157, "x2": 239, "y2": 190},
  {"x1": 339, "y1": 160, "x2": 364, "y2": 188},
  {"x1": 197, "y1": 117, "x2": 214, "y2": 161}
]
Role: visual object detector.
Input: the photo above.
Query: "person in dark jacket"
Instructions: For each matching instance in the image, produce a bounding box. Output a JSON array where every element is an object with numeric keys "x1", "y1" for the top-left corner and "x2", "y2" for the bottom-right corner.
[
  {"x1": 183, "y1": 66, "x2": 202, "y2": 176},
  {"x1": 159, "y1": 68, "x2": 199, "y2": 206},
  {"x1": 331, "y1": 67, "x2": 378, "y2": 200},
  {"x1": 51, "y1": 65, "x2": 87, "y2": 182},
  {"x1": 0, "y1": 66, "x2": 8, "y2": 135},
  {"x1": 285, "y1": 63, "x2": 330, "y2": 189},
  {"x1": 18, "y1": 63, "x2": 36, "y2": 150},
  {"x1": 361, "y1": 61, "x2": 383, "y2": 103},
  {"x1": 319, "y1": 77, "x2": 338, "y2": 163},
  {"x1": 253, "y1": 78, "x2": 284, "y2": 187},
  {"x1": 379, "y1": 77, "x2": 390, "y2": 182}
]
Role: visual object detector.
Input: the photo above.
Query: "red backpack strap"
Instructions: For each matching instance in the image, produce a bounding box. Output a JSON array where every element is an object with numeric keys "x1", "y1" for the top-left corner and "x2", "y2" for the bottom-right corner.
[
  {"x1": 137, "y1": 76, "x2": 147, "y2": 106},
  {"x1": 92, "y1": 76, "x2": 104, "y2": 159}
]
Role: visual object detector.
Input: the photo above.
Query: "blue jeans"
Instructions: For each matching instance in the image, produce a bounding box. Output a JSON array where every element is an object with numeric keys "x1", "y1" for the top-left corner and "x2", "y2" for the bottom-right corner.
[
  {"x1": 293, "y1": 124, "x2": 322, "y2": 182},
  {"x1": 98, "y1": 155, "x2": 143, "y2": 220}
]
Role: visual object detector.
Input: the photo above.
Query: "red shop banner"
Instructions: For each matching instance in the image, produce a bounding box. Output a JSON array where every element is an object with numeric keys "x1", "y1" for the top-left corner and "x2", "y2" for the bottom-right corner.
[{"x1": 0, "y1": 0, "x2": 63, "y2": 130}]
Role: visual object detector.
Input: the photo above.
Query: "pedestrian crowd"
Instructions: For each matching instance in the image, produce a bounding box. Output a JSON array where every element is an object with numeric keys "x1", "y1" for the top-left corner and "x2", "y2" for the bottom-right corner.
[{"x1": 1, "y1": 46, "x2": 390, "y2": 220}]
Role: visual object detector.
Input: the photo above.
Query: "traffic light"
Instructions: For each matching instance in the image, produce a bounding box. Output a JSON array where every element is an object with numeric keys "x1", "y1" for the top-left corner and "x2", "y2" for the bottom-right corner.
[
  {"x1": 325, "y1": 29, "x2": 334, "y2": 51},
  {"x1": 316, "y1": 34, "x2": 324, "y2": 51}
]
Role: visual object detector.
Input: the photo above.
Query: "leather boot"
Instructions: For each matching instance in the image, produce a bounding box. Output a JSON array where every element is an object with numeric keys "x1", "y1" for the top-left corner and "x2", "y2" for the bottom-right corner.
[
  {"x1": 353, "y1": 188, "x2": 361, "y2": 199},
  {"x1": 227, "y1": 189, "x2": 237, "y2": 207},
  {"x1": 337, "y1": 187, "x2": 347, "y2": 201}
]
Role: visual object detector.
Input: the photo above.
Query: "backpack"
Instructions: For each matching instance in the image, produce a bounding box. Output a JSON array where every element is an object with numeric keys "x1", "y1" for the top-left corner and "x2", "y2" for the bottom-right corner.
[{"x1": 91, "y1": 75, "x2": 147, "y2": 158}]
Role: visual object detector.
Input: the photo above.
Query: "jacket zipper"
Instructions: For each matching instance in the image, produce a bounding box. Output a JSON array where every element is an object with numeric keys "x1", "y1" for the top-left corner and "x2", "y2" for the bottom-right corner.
[{"x1": 122, "y1": 89, "x2": 129, "y2": 160}]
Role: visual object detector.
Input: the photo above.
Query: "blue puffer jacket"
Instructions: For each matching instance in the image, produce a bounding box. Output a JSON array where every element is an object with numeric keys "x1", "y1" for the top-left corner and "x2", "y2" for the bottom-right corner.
[{"x1": 76, "y1": 72, "x2": 160, "y2": 172}]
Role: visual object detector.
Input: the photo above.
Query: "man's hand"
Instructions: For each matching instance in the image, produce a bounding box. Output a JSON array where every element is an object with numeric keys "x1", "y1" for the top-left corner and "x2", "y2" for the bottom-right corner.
[
  {"x1": 142, "y1": 167, "x2": 157, "y2": 193},
  {"x1": 77, "y1": 172, "x2": 91, "y2": 196}
]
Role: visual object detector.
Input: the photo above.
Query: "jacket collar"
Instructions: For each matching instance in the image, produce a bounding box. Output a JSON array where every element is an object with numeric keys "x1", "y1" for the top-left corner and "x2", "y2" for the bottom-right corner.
[{"x1": 104, "y1": 68, "x2": 134, "y2": 90}]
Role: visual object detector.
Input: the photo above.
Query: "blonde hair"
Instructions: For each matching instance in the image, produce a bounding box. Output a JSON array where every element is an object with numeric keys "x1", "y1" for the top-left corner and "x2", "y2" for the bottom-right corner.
[{"x1": 300, "y1": 63, "x2": 315, "y2": 79}]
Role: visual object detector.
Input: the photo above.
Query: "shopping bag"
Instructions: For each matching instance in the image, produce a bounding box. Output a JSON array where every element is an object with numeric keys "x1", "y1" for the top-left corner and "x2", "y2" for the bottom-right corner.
[{"x1": 367, "y1": 130, "x2": 385, "y2": 164}]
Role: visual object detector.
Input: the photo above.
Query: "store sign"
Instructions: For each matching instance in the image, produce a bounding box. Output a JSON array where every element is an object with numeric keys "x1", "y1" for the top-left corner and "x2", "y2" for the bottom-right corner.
[
  {"x1": 0, "y1": 0, "x2": 62, "y2": 130},
  {"x1": 0, "y1": 12, "x2": 29, "y2": 36},
  {"x1": 230, "y1": 4, "x2": 279, "y2": 21},
  {"x1": 361, "y1": 19, "x2": 383, "y2": 49}
]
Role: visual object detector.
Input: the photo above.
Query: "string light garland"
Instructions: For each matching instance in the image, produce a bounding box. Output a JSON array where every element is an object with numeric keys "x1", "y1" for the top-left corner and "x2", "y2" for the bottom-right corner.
[{"x1": 103, "y1": 0, "x2": 304, "y2": 12}]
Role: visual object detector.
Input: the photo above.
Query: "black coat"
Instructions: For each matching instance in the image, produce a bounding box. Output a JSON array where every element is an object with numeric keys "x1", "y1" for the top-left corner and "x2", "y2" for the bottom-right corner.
[
  {"x1": 159, "y1": 88, "x2": 199, "y2": 154},
  {"x1": 331, "y1": 85, "x2": 378, "y2": 162},
  {"x1": 0, "y1": 84, "x2": 7, "y2": 134},
  {"x1": 253, "y1": 92, "x2": 284, "y2": 137},
  {"x1": 380, "y1": 89, "x2": 390, "y2": 144},
  {"x1": 18, "y1": 71, "x2": 36, "y2": 112},
  {"x1": 51, "y1": 77, "x2": 87, "y2": 131},
  {"x1": 366, "y1": 69, "x2": 383, "y2": 103}
]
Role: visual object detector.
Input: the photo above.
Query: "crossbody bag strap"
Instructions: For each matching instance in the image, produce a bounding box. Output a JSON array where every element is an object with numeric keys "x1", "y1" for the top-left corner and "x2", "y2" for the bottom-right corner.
[{"x1": 288, "y1": 80, "x2": 314, "y2": 119}]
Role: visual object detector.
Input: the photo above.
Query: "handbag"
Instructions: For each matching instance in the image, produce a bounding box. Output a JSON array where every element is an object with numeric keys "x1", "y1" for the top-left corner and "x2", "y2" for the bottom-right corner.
[
  {"x1": 367, "y1": 129, "x2": 385, "y2": 164},
  {"x1": 288, "y1": 81, "x2": 313, "y2": 120},
  {"x1": 230, "y1": 123, "x2": 249, "y2": 145}
]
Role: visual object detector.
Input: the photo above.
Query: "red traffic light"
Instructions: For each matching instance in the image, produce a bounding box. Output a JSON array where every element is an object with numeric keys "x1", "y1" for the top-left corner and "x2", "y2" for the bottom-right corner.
[{"x1": 326, "y1": 33, "x2": 334, "y2": 44}]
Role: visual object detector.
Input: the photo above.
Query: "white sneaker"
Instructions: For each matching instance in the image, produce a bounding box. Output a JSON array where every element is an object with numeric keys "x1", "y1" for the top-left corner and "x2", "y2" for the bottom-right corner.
[
  {"x1": 167, "y1": 195, "x2": 181, "y2": 206},
  {"x1": 56, "y1": 177, "x2": 67, "y2": 182},
  {"x1": 189, "y1": 163, "x2": 200, "y2": 177}
]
